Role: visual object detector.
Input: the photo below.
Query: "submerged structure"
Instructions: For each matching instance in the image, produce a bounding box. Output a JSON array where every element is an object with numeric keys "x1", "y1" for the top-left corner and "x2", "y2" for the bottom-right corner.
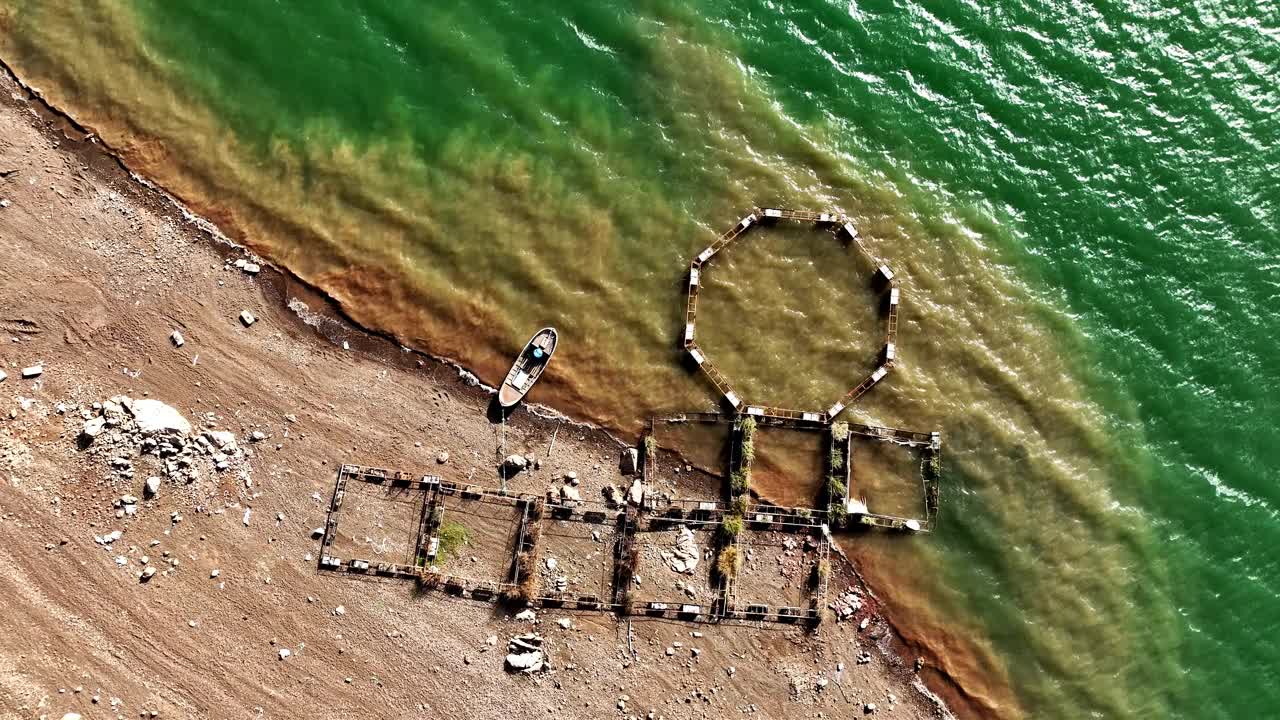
[
  {"x1": 676, "y1": 207, "x2": 940, "y2": 532},
  {"x1": 684, "y1": 206, "x2": 899, "y2": 423}
]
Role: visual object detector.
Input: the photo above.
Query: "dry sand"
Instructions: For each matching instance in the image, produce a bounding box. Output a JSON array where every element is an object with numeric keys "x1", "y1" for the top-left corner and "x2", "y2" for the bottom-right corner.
[{"x1": 0, "y1": 67, "x2": 951, "y2": 719}]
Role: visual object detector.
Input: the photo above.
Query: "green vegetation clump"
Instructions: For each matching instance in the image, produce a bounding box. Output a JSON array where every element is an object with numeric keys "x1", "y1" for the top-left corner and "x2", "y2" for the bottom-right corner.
[
  {"x1": 740, "y1": 415, "x2": 757, "y2": 438},
  {"x1": 741, "y1": 436, "x2": 755, "y2": 465},
  {"x1": 830, "y1": 447, "x2": 844, "y2": 471},
  {"x1": 437, "y1": 520, "x2": 469, "y2": 560},
  {"x1": 731, "y1": 494, "x2": 750, "y2": 517},
  {"x1": 717, "y1": 546, "x2": 742, "y2": 580},
  {"x1": 722, "y1": 514, "x2": 743, "y2": 540},
  {"x1": 925, "y1": 452, "x2": 942, "y2": 479},
  {"x1": 829, "y1": 502, "x2": 848, "y2": 527},
  {"x1": 828, "y1": 476, "x2": 847, "y2": 500},
  {"x1": 644, "y1": 434, "x2": 657, "y2": 456},
  {"x1": 730, "y1": 469, "x2": 751, "y2": 496}
]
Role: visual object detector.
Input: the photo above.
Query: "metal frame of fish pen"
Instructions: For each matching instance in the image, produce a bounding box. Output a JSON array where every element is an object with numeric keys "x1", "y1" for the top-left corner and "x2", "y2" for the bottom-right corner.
[
  {"x1": 317, "y1": 462, "x2": 829, "y2": 624},
  {"x1": 535, "y1": 498, "x2": 626, "y2": 611},
  {"x1": 683, "y1": 207, "x2": 901, "y2": 423},
  {"x1": 318, "y1": 464, "x2": 542, "y2": 601},
  {"x1": 648, "y1": 413, "x2": 942, "y2": 533}
]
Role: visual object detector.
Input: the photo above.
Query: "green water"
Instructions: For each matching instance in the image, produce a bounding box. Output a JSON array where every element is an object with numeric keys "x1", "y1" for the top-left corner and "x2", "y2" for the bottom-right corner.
[{"x1": 3, "y1": 1, "x2": 1278, "y2": 717}]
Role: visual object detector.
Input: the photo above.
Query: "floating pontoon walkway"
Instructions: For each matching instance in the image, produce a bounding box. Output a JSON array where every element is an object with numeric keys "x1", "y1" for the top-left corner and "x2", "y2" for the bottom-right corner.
[{"x1": 683, "y1": 207, "x2": 900, "y2": 423}]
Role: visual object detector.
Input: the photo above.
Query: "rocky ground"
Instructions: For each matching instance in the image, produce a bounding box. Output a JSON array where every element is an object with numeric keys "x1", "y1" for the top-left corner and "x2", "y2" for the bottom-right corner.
[{"x1": 0, "y1": 68, "x2": 950, "y2": 719}]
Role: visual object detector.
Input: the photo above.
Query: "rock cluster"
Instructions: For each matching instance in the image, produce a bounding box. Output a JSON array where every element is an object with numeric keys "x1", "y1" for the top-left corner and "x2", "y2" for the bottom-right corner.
[
  {"x1": 831, "y1": 589, "x2": 864, "y2": 621},
  {"x1": 504, "y1": 633, "x2": 549, "y2": 674},
  {"x1": 74, "y1": 395, "x2": 251, "y2": 494}
]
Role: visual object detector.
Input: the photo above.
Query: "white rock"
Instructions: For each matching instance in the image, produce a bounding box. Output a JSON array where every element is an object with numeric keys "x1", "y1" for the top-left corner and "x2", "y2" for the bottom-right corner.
[
  {"x1": 145, "y1": 476, "x2": 161, "y2": 497},
  {"x1": 503, "y1": 454, "x2": 528, "y2": 472},
  {"x1": 333, "y1": 605, "x2": 345, "y2": 616},
  {"x1": 61, "y1": 714, "x2": 82, "y2": 720},
  {"x1": 207, "y1": 430, "x2": 237, "y2": 450},
  {"x1": 504, "y1": 650, "x2": 543, "y2": 672},
  {"x1": 558, "y1": 618, "x2": 572, "y2": 629},
  {"x1": 242, "y1": 509, "x2": 252, "y2": 526},
  {"x1": 20, "y1": 365, "x2": 42, "y2": 378},
  {"x1": 278, "y1": 648, "x2": 291, "y2": 660},
  {"x1": 210, "y1": 569, "x2": 221, "y2": 578},
  {"x1": 81, "y1": 417, "x2": 107, "y2": 439},
  {"x1": 629, "y1": 479, "x2": 645, "y2": 505},
  {"x1": 170, "y1": 330, "x2": 185, "y2": 347},
  {"x1": 436, "y1": 451, "x2": 449, "y2": 464},
  {"x1": 130, "y1": 399, "x2": 192, "y2": 436},
  {"x1": 239, "y1": 310, "x2": 256, "y2": 326},
  {"x1": 515, "y1": 609, "x2": 537, "y2": 622},
  {"x1": 243, "y1": 263, "x2": 261, "y2": 274},
  {"x1": 0, "y1": 370, "x2": 6, "y2": 383}
]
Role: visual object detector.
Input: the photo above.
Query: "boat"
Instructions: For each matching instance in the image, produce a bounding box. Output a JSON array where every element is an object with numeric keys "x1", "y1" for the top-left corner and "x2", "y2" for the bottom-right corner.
[{"x1": 498, "y1": 327, "x2": 558, "y2": 407}]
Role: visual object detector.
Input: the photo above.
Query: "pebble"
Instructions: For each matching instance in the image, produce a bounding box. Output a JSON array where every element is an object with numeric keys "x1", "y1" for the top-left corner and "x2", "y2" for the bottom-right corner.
[
  {"x1": 239, "y1": 310, "x2": 256, "y2": 326},
  {"x1": 278, "y1": 648, "x2": 291, "y2": 660},
  {"x1": 210, "y1": 569, "x2": 221, "y2": 578},
  {"x1": 436, "y1": 451, "x2": 449, "y2": 464},
  {"x1": 170, "y1": 330, "x2": 184, "y2": 347},
  {"x1": 20, "y1": 365, "x2": 42, "y2": 378}
]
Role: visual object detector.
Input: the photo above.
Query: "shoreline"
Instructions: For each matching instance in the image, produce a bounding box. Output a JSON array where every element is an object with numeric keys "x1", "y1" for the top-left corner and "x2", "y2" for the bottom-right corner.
[{"x1": 0, "y1": 59, "x2": 982, "y2": 719}]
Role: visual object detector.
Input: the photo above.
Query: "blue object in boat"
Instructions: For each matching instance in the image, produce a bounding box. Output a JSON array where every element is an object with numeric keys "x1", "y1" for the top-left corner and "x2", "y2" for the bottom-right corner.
[{"x1": 533, "y1": 348, "x2": 544, "y2": 359}]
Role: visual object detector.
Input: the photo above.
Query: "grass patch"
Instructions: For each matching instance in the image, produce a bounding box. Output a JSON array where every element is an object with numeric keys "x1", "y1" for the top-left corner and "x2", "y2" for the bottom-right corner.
[
  {"x1": 813, "y1": 558, "x2": 830, "y2": 589},
  {"x1": 437, "y1": 521, "x2": 469, "y2": 560},
  {"x1": 730, "y1": 469, "x2": 751, "y2": 496}
]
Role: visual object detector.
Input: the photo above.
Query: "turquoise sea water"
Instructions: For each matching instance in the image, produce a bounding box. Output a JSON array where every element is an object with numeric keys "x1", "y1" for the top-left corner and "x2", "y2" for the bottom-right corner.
[{"x1": 2, "y1": 1, "x2": 1277, "y2": 717}]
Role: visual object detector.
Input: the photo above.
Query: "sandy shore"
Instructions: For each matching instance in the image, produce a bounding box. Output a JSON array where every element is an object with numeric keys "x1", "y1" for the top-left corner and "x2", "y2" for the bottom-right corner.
[{"x1": 0, "y1": 66, "x2": 953, "y2": 720}]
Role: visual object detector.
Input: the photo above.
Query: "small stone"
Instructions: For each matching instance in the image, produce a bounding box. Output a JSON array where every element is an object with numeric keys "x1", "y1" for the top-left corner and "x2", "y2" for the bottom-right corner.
[
  {"x1": 239, "y1": 310, "x2": 256, "y2": 327},
  {"x1": 145, "y1": 476, "x2": 161, "y2": 497},
  {"x1": 243, "y1": 262, "x2": 261, "y2": 274},
  {"x1": 436, "y1": 451, "x2": 449, "y2": 464},
  {"x1": 250, "y1": 430, "x2": 266, "y2": 442},
  {"x1": 170, "y1": 330, "x2": 185, "y2": 347},
  {"x1": 864, "y1": 703, "x2": 876, "y2": 713},
  {"x1": 334, "y1": 605, "x2": 345, "y2": 616},
  {"x1": 278, "y1": 648, "x2": 291, "y2": 660},
  {"x1": 210, "y1": 569, "x2": 221, "y2": 578},
  {"x1": 243, "y1": 509, "x2": 252, "y2": 526},
  {"x1": 141, "y1": 566, "x2": 157, "y2": 581},
  {"x1": 558, "y1": 618, "x2": 572, "y2": 629},
  {"x1": 20, "y1": 365, "x2": 42, "y2": 379},
  {"x1": 515, "y1": 609, "x2": 537, "y2": 622},
  {"x1": 486, "y1": 635, "x2": 498, "y2": 646},
  {"x1": 311, "y1": 527, "x2": 325, "y2": 538}
]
